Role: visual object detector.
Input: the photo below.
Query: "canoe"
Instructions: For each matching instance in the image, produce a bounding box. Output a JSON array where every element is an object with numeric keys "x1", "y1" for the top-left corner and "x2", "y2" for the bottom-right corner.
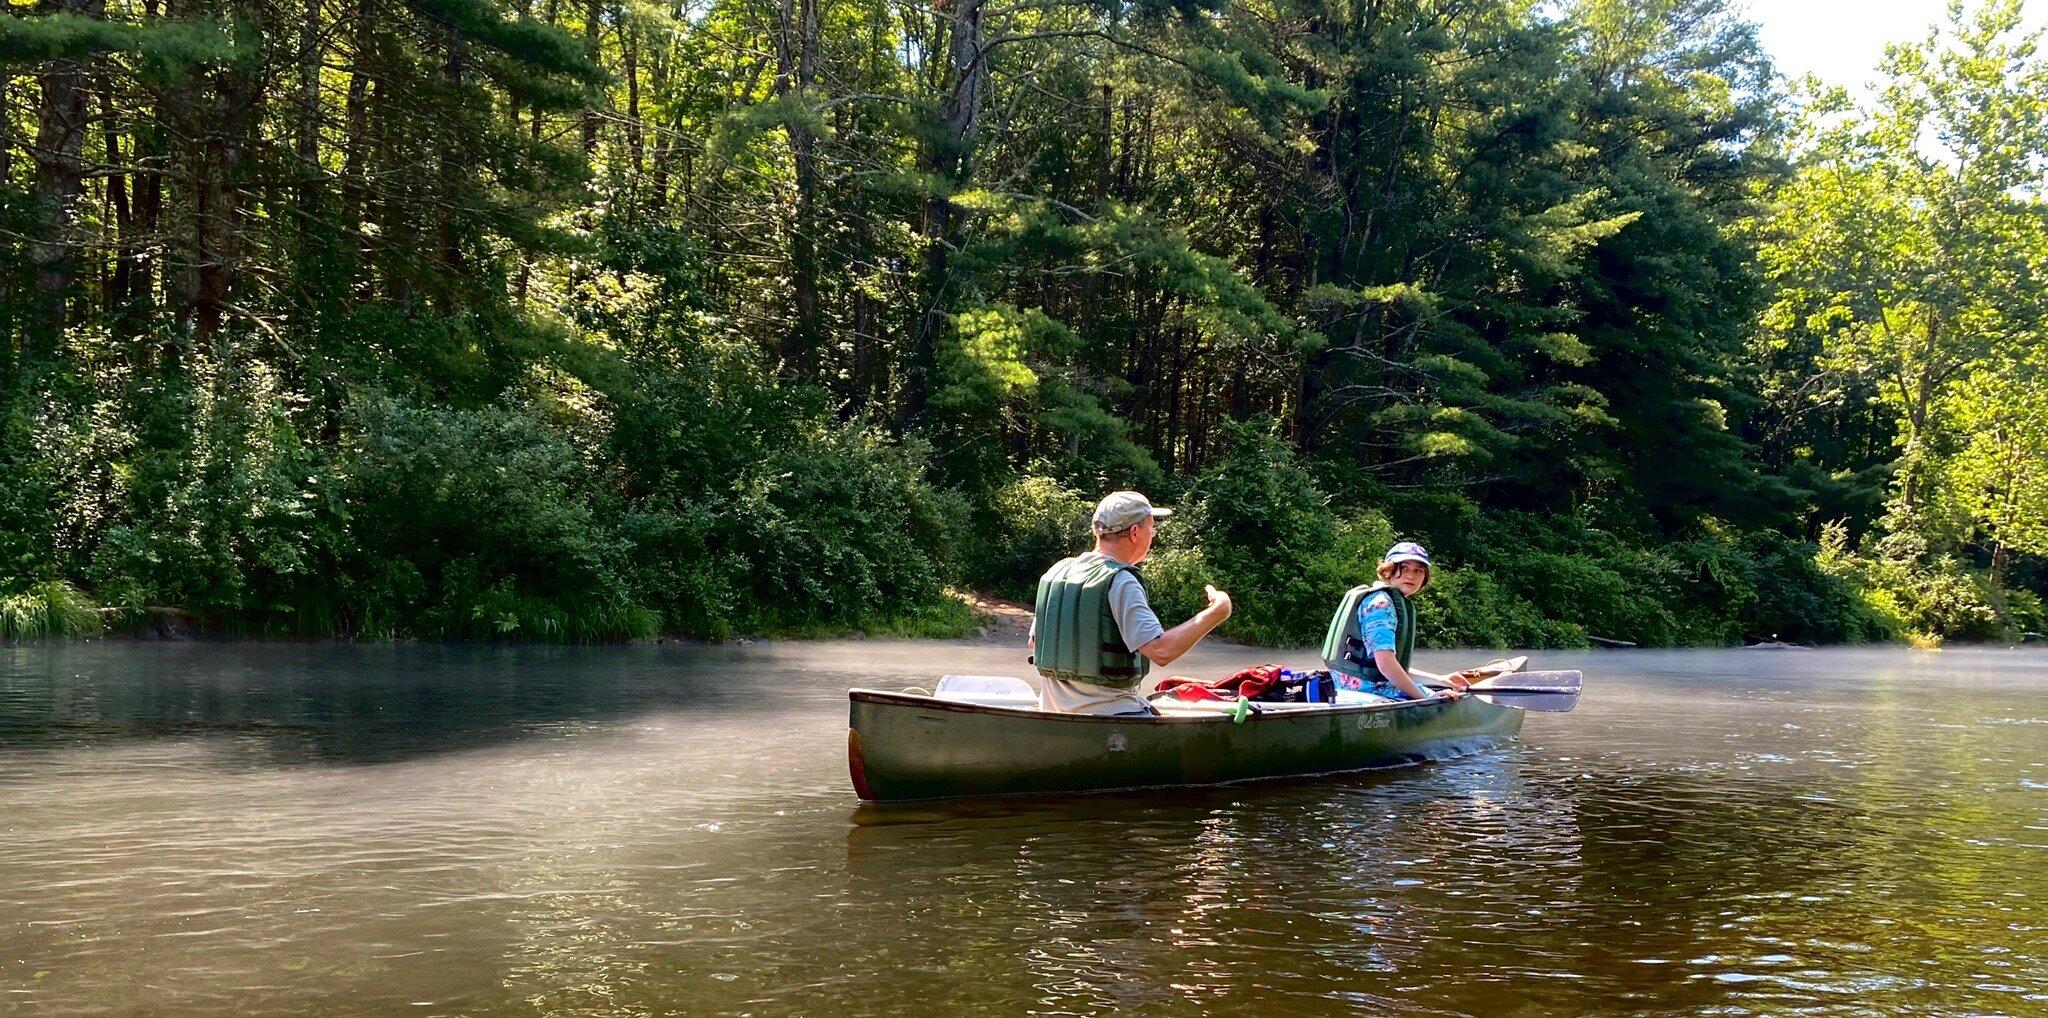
[{"x1": 846, "y1": 681, "x2": 1526, "y2": 803}]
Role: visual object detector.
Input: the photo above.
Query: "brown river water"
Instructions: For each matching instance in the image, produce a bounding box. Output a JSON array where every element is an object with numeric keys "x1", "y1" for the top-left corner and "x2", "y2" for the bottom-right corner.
[{"x1": 1, "y1": 640, "x2": 2044, "y2": 1016}]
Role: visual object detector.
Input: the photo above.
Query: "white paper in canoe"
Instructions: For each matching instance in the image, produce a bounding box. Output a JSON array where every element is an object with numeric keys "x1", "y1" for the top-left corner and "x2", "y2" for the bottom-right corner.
[{"x1": 932, "y1": 674, "x2": 1039, "y2": 708}]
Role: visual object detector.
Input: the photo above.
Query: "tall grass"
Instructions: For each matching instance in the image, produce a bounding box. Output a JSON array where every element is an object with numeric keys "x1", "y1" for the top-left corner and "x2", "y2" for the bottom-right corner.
[{"x1": 0, "y1": 581, "x2": 104, "y2": 640}]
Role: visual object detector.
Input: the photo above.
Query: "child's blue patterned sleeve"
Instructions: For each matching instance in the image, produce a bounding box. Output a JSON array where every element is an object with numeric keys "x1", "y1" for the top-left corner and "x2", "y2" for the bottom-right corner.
[{"x1": 1358, "y1": 592, "x2": 1398, "y2": 655}]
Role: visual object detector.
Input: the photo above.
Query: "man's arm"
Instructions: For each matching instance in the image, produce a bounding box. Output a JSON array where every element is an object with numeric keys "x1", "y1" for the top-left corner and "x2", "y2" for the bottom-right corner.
[{"x1": 1138, "y1": 585, "x2": 1231, "y2": 668}]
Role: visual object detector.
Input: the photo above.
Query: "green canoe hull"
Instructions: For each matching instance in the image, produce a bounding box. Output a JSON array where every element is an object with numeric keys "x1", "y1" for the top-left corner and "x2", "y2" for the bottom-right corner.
[{"x1": 847, "y1": 690, "x2": 1524, "y2": 802}]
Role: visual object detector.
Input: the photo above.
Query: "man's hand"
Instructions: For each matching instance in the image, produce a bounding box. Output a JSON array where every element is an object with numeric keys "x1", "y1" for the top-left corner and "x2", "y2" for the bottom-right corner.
[
  {"x1": 1141, "y1": 585, "x2": 1234, "y2": 667},
  {"x1": 1204, "y1": 584, "x2": 1233, "y2": 621}
]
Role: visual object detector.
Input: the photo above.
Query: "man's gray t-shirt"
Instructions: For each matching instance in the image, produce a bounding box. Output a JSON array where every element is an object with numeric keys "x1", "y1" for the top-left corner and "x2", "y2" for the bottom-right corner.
[{"x1": 1030, "y1": 562, "x2": 1167, "y2": 715}]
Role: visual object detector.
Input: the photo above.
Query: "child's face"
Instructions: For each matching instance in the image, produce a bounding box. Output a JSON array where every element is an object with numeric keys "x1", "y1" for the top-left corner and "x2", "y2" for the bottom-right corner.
[{"x1": 1390, "y1": 563, "x2": 1429, "y2": 595}]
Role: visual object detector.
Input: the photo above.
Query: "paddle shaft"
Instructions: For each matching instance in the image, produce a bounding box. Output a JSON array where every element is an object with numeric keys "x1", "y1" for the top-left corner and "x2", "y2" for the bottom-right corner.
[{"x1": 1428, "y1": 667, "x2": 1583, "y2": 713}]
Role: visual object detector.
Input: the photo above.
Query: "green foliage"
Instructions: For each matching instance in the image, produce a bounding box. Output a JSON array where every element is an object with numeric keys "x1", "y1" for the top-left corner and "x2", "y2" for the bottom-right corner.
[
  {"x1": 1727, "y1": 532, "x2": 1896, "y2": 645},
  {"x1": 757, "y1": 594, "x2": 981, "y2": 641},
  {"x1": 0, "y1": 387, "x2": 58, "y2": 590},
  {"x1": 723, "y1": 422, "x2": 965, "y2": 633},
  {"x1": 0, "y1": 581, "x2": 101, "y2": 640},
  {"x1": 960, "y1": 474, "x2": 1092, "y2": 598},
  {"x1": 2000, "y1": 588, "x2": 2047, "y2": 638},
  {"x1": 1757, "y1": 3, "x2": 2048, "y2": 584},
  {"x1": 1134, "y1": 544, "x2": 1211, "y2": 642},
  {"x1": 1415, "y1": 570, "x2": 1584, "y2": 650},
  {"x1": 338, "y1": 396, "x2": 654, "y2": 641},
  {"x1": 605, "y1": 344, "x2": 970, "y2": 638},
  {"x1": 1815, "y1": 522, "x2": 2026, "y2": 644},
  {"x1": 1169, "y1": 420, "x2": 1342, "y2": 645},
  {"x1": 85, "y1": 344, "x2": 340, "y2": 623},
  {"x1": 336, "y1": 368, "x2": 964, "y2": 642},
  {"x1": 0, "y1": 13, "x2": 237, "y2": 67},
  {"x1": 1149, "y1": 420, "x2": 1396, "y2": 646},
  {"x1": 1934, "y1": 351, "x2": 2048, "y2": 573},
  {"x1": 1, "y1": 0, "x2": 2039, "y2": 650}
]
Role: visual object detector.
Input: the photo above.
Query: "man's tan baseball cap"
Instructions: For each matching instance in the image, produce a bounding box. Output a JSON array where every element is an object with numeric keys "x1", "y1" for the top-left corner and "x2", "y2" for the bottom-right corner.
[{"x1": 1092, "y1": 491, "x2": 1173, "y2": 532}]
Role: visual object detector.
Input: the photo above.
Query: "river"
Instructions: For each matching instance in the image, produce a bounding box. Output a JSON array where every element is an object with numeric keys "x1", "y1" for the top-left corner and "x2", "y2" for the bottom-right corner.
[{"x1": 1, "y1": 640, "x2": 2044, "y2": 1015}]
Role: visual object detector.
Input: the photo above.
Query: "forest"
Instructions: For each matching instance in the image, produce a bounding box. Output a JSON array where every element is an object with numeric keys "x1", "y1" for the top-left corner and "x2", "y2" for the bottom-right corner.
[{"x1": 0, "y1": 0, "x2": 2043, "y2": 647}]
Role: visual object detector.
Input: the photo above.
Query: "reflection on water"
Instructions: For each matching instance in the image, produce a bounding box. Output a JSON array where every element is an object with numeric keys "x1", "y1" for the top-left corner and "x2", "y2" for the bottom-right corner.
[{"x1": 2, "y1": 641, "x2": 2044, "y2": 1015}]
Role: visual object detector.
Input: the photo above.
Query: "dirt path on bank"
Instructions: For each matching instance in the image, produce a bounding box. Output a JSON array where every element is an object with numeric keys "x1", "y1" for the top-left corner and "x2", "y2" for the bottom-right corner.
[{"x1": 953, "y1": 590, "x2": 1035, "y2": 644}]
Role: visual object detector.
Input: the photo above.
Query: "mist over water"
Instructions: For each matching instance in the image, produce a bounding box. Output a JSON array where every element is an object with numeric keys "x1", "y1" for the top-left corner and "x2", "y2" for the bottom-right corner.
[{"x1": 2, "y1": 641, "x2": 2044, "y2": 1015}]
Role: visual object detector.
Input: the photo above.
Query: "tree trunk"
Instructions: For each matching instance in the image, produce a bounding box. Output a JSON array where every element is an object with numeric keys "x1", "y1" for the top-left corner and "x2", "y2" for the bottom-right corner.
[
  {"x1": 101, "y1": 87, "x2": 132, "y2": 323},
  {"x1": 648, "y1": 22, "x2": 670, "y2": 215},
  {"x1": 623, "y1": 24, "x2": 643, "y2": 174},
  {"x1": 900, "y1": 0, "x2": 986, "y2": 428},
  {"x1": 776, "y1": 0, "x2": 822, "y2": 378},
  {"x1": 0, "y1": 74, "x2": 13, "y2": 189},
  {"x1": 517, "y1": 0, "x2": 557, "y2": 305},
  {"x1": 297, "y1": 0, "x2": 323, "y2": 213},
  {"x1": 581, "y1": 0, "x2": 601, "y2": 154},
  {"x1": 178, "y1": 18, "x2": 266, "y2": 345},
  {"x1": 28, "y1": 0, "x2": 101, "y2": 356},
  {"x1": 0, "y1": 75, "x2": 12, "y2": 357},
  {"x1": 339, "y1": 0, "x2": 377, "y2": 305},
  {"x1": 438, "y1": 28, "x2": 466, "y2": 283}
]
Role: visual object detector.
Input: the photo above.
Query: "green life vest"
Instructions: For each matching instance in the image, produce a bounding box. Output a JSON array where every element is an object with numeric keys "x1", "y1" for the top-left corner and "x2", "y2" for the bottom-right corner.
[
  {"x1": 1032, "y1": 552, "x2": 1150, "y2": 689},
  {"x1": 1320, "y1": 582, "x2": 1414, "y2": 683}
]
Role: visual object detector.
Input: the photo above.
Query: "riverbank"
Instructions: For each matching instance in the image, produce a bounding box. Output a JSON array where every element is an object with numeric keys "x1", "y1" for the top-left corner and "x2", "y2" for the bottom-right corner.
[
  {"x1": 4, "y1": 588, "x2": 1031, "y2": 646},
  {"x1": 15, "y1": 586, "x2": 2040, "y2": 653}
]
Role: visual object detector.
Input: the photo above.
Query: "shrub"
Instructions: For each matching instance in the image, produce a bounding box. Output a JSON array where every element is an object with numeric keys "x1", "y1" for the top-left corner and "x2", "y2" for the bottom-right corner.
[
  {"x1": 338, "y1": 397, "x2": 655, "y2": 641},
  {"x1": 1417, "y1": 568, "x2": 1585, "y2": 649},
  {"x1": 605, "y1": 348, "x2": 971, "y2": 637},
  {"x1": 0, "y1": 580, "x2": 102, "y2": 640},
  {"x1": 1999, "y1": 588, "x2": 2047, "y2": 638},
  {"x1": 720, "y1": 422, "x2": 966, "y2": 633},
  {"x1": 1910, "y1": 568, "x2": 2005, "y2": 642},
  {"x1": 1816, "y1": 522, "x2": 2019, "y2": 643},
  {"x1": 1733, "y1": 532, "x2": 1895, "y2": 644},
  {"x1": 960, "y1": 474, "x2": 1092, "y2": 598},
  {"x1": 1147, "y1": 421, "x2": 1411, "y2": 647},
  {"x1": 0, "y1": 389, "x2": 58, "y2": 592},
  {"x1": 83, "y1": 345, "x2": 342, "y2": 625},
  {"x1": 1175, "y1": 419, "x2": 1343, "y2": 645},
  {"x1": 1136, "y1": 545, "x2": 1211, "y2": 640},
  {"x1": 1515, "y1": 549, "x2": 1685, "y2": 646}
]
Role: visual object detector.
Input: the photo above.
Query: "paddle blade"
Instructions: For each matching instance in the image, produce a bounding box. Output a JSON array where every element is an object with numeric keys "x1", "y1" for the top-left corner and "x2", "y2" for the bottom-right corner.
[
  {"x1": 1471, "y1": 669, "x2": 1581, "y2": 693},
  {"x1": 1467, "y1": 669, "x2": 1583, "y2": 713}
]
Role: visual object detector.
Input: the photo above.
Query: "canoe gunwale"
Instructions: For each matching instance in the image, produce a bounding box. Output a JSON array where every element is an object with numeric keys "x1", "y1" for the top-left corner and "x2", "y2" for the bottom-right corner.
[{"x1": 847, "y1": 687, "x2": 1451, "y2": 724}]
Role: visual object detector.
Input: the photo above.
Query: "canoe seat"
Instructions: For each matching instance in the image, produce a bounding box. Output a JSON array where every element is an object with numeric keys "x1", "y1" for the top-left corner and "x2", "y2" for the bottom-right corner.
[{"x1": 932, "y1": 674, "x2": 1040, "y2": 709}]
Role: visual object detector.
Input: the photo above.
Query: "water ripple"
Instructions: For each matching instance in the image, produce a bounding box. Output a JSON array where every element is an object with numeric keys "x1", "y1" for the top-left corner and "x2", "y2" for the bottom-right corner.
[{"x1": 1, "y1": 642, "x2": 2045, "y2": 1015}]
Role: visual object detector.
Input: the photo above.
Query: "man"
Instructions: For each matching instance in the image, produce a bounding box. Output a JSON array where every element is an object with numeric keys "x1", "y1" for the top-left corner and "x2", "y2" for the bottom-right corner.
[
  {"x1": 1028, "y1": 491, "x2": 1233, "y2": 715},
  {"x1": 1320, "y1": 542, "x2": 1468, "y2": 703}
]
